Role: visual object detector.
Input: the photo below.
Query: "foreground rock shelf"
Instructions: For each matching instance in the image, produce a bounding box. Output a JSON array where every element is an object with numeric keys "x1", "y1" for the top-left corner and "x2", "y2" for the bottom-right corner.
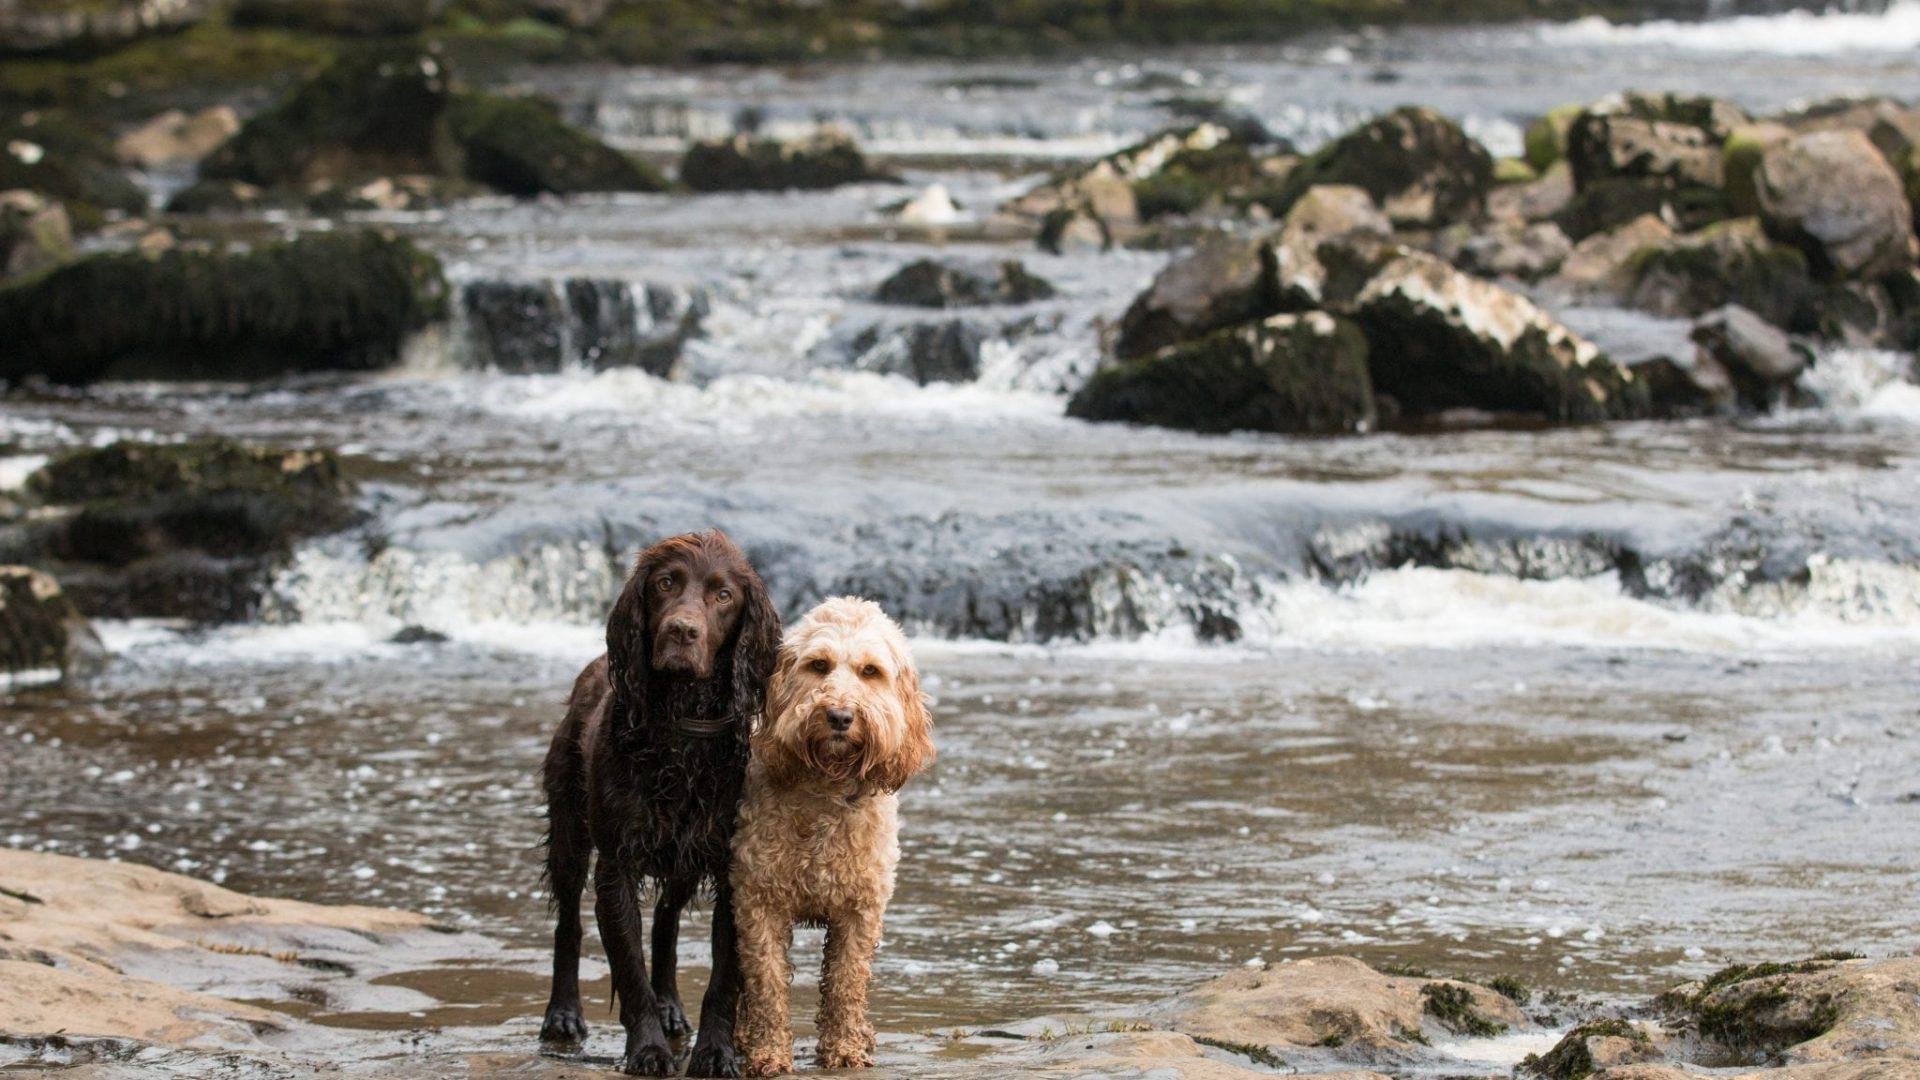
[{"x1": 2, "y1": 850, "x2": 1915, "y2": 1078}]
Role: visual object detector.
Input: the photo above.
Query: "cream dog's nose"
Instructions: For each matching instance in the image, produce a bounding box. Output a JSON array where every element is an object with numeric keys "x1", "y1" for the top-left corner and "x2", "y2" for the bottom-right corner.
[{"x1": 825, "y1": 706, "x2": 854, "y2": 732}]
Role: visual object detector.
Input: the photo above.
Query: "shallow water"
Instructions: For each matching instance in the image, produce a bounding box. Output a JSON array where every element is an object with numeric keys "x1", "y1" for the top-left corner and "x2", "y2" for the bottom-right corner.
[{"x1": 6, "y1": 5, "x2": 1920, "y2": 1072}]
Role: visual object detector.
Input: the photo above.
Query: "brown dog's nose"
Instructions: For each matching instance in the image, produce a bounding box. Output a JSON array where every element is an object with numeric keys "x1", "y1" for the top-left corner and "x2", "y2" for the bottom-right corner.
[
  {"x1": 665, "y1": 617, "x2": 701, "y2": 643},
  {"x1": 825, "y1": 707, "x2": 854, "y2": 732}
]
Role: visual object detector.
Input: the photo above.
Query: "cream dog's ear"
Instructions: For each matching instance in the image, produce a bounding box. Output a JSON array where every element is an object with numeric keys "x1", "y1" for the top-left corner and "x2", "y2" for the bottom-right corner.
[
  {"x1": 864, "y1": 651, "x2": 934, "y2": 794},
  {"x1": 754, "y1": 644, "x2": 810, "y2": 790}
]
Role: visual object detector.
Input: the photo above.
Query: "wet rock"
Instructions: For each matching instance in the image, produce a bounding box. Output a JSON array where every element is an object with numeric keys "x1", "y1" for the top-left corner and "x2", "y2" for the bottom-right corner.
[
  {"x1": 5, "y1": 438, "x2": 359, "y2": 622},
  {"x1": 0, "y1": 566, "x2": 105, "y2": 685},
  {"x1": 1625, "y1": 217, "x2": 1813, "y2": 329},
  {"x1": 1071, "y1": 312, "x2": 1375, "y2": 436},
  {"x1": 1553, "y1": 213, "x2": 1675, "y2": 296},
  {"x1": 1756, "y1": 130, "x2": 1915, "y2": 280},
  {"x1": 1630, "y1": 354, "x2": 1736, "y2": 418},
  {"x1": 1451, "y1": 220, "x2": 1572, "y2": 281},
  {"x1": 0, "y1": 230, "x2": 448, "y2": 384},
  {"x1": 0, "y1": 191, "x2": 72, "y2": 278},
  {"x1": 0, "y1": 111, "x2": 146, "y2": 229},
  {"x1": 203, "y1": 46, "x2": 454, "y2": 187},
  {"x1": 1555, "y1": 176, "x2": 1680, "y2": 242},
  {"x1": 458, "y1": 277, "x2": 704, "y2": 375},
  {"x1": 0, "y1": 0, "x2": 212, "y2": 54},
  {"x1": 1523, "y1": 1019, "x2": 1663, "y2": 1078},
  {"x1": 1568, "y1": 91, "x2": 1746, "y2": 192},
  {"x1": 0, "y1": 847, "x2": 429, "y2": 1046},
  {"x1": 1661, "y1": 955, "x2": 1920, "y2": 1067},
  {"x1": 1038, "y1": 205, "x2": 1112, "y2": 255},
  {"x1": 1353, "y1": 250, "x2": 1648, "y2": 422},
  {"x1": 230, "y1": 0, "x2": 440, "y2": 36},
  {"x1": 447, "y1": 93, "x2": 666, "y2": 195},
  {"x1": 1723, "y1": 122, "x2": 1793, "y2": 219},
  {"x1": 851, "y1": 320, "x2": 985, "y2": 384},
  {"x1": 1115, "y1": 231, "x2": 1277, "y2": 359},
  {"x1": 1269, "y1": 183, "x2": 1392, "y2": 310},
  {"x1": 679, "y1": 128, "x2": 886, "y2": 192},
  {"x1": 1148, "y1": 956, "x2": 1528, "y2": 1067},
  {"x1": 1005, "y1": 124, "x2": 1233, "y2": 232},
  {"x1": 1030, "y1": 1029, "x2": 1392, "y2": 1079},
  {"x1": 1691, "y1": 304, "x2": 1813, "y2": 409},
  {"x1": 1778, "y1": 97, "x2": 1920, "y2": 165},
  {"x1": 1274, "y1": 106, "x2": 1493, "y2": 228},
  {"x1": 1525, "y1": 102, "x2": 1585, "y2": 173},
  {"x1": 112, "y1": 107, "x2": 239, "y2": 169},
  {"x1": 1132, "y1": 138, "x2": 1266, "y2": 221},
  {"x1": 1489, "y1": 160, "x2": 1575, "y2": 224},
  {"x1": 874, "y1": 258, "x2": 1054, "y2": 308}
]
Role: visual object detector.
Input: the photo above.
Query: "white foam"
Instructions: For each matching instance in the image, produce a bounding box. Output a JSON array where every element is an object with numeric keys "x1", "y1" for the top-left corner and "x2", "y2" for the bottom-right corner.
[
  {"x1": 1540, "y1": 2, "x2": 1920, "y2": 54},
  {"x1": 0, "y1": 454, "x2": 48, "y2": 492}
]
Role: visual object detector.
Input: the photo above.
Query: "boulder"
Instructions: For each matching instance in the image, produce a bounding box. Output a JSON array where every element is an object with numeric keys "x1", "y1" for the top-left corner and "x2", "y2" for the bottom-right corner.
[
  {"x1": 874, "y1": 258, "x2": 1054, "y2": 308},
  {"x1": 230, "y1": 0, "x2": 441, "y2": 36},
  {"x1": 0, "y1": 231, "x2": 448, "y2": 384},
  {"x1": 0, "y1": 0, "x2": 213, "y2": 55},
  {"x1": 1071, "y1": 312, "x2": 1375, "y2": 435},
  {"x1": 7, "y1": 439, "x2": 359, "y2": 622},
  {"x1": 1756, "y1": 130, "x2": 1915, "y2": 280},
  {"x1": 1451, "y1": 220, "x2": 1572, "y2": 281},
  {"x1": 1778, "y1": 97, "x2": 1920, "y2": 164},
  {"x1": 1148, "y1": 956, "x2": 1528, "y2": 1065},
  {"x1": 1660, "y1": 956, "x2": 1920, "y2": 1067},
  {"x1": 1004, "y1": 124, "x2": 1232, "y2": 231},
  {"x1": 0, "y1": 566, "x2": 104, "y2": 685},
  {"x1": 0, "y1": 190, "x2": 72, "y2": 277},
  {"x1": 1723, "y1": 122, "x2": 1792, "y2": 219},
  {"x1": 1132, "y1": 138, "x2": 1264, "y2": 221},
  {"x1": 1268, "y1": 183, "x2": 1392, "y2": 310},
  {"x1": 1039, "y1": 206, "x2": 1111, "y2": 254},
  {"x1": 202, "y1": 45, "x2": 454, "y2": 187},
  {"x1": 112, "y1": 107, "x2": 239, "y2": 168},
  {"x1": 1115, "y1": 232, "x2": 1277, "y2": 359},
  {"x1": 1625, "y1": 217, "x2": 1813, "y2": 329},
  {"x1": 1553, "y1": 213, "x2": 1675, "y2": 296},
  {"x1": 679, "y1": 128, "x2": 886, "y2": 192},
  {"x1": 0, "y1": 111, "x2": 146, "y2": 228},
  {"x1": 1524, "y1": 102, "x2": 1585, "y2": 173},
  {"x1": 1522, "y1": 1019, "x2": 1664, "y2": 1078},
  {"x1": 1489, "y1": 160, "x2": 1575, "y2": 225},
  {"x1": 1690, "y1": 303, "x2": 1812, "y2": 409},
  {"x1": 1353, "y1": 249, "x2": 1647, "y2": 422},
  {"x1": 447, "y1": 93, "x2": 666, "y2": 195},
  {"x1": 1273, "y1": 107, "x2": 1493, "y2": 228},
  {"x1": 1630, "y1": 353, "x2": 1736, "y2": 418},
  {"x1": 1554, "y1": 175, "x2": 1712, "y2": 242},
  {"x1": 1562, "y1": 92, "x2": 1747, "y2": 237}
]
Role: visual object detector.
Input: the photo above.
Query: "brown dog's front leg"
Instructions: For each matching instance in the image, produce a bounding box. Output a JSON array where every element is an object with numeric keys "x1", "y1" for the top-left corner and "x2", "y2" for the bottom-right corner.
[
  {"x1": 595, "y1": 861, "x2": 673, "y2": 1077},
  {"x1": 815, "y1": 910, "x2": 881, "y2": 1069}
]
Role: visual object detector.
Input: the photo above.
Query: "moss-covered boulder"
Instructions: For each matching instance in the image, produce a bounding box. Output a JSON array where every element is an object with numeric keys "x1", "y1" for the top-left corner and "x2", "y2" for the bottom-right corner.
[
  {"x1": 1561, "y1": 92, "x2": 1746, "y2": 238},
  {"x1": 1003, "y1": 124, "x2": 1231, "y2": 231},
  {"x1": 1659, "y1": 955, "x2": 1920, "y2": 1067},
  {"x1": 0, "y1": 110, "x2": 145, "y2": 228},
  {"x1": 0, "y1": 566, "x2": 104, "y2": 686},
  {"x1": 202, "y1": 45, "x2": 454, "y2": 186},
  {"x1": 447, "y1": 92, "x2": 664, "y2": 195},
  {"x1": 1, "y1": 191, "x2": 73, "y2": 277},
  {"x1": 1271, "y1": 107, "x2": 1493, "y2": 228},
  {"x1": 0, "y1": 230, "x2": 447, "y2": 384},
  {"x1": 874, "y1": 258, "x2": 1054, "y2": 307},
  {"x1": 1722, "y1": 122, "x2": 1792, "y2": 219},
  {"x1": 0, "y1": 0, "x2": 213, "y2": 55},
  {"x1": 1520, "y1": 1018, "x2": 1660, "y2": 1079},
  {"x1": 1132, "y1": 138, "x2": 1266, "y2": 221},
  {"x1": 1269, "y1": 183, "x2": 1393, "y2": 310},
  {"x1": 1756, "y1": 130, "x2": 1916, "y2": 281},
  {"x1": 6, "y1": 439, "x2": 358, "y2": 622},
  {"x1": 230, "y1": 0, "x2": 438, "y2": 37},
  {"x1": 679, "y1": 128, "x2": 885, "y2": 192},
  {"x1": 1625, "y1": 217, "x2": 1813, "y2": 329},
  {"x1": 1353, "y1": 249, "x2": 1647, "y2": 422},
  {"x1": 1524, "y1": 102, "x2": 1584, "y2": 173},
  {"x1": 1115, "y1": 232, "x2": 1278, "y2": 359},
  {"x1": 1071, "y1": 312, "x2": 1375, "y2": 436}
]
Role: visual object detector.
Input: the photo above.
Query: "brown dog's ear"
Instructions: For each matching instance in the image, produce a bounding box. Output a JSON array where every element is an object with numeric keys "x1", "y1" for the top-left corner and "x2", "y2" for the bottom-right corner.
[
  {"x1": 605, "y1": 548, "x2": 657, "y2": 717},
  {"x1": 866, "y1": 659, "x2": 935, "y2": 794},
  {"x1": 718, "y1": 533, "x2": 782, "y2": 741}
]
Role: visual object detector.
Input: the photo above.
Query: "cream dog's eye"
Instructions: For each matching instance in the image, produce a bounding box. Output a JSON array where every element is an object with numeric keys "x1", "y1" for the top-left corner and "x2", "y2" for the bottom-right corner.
[
  {"x1": 861, "y1": 664, "x2": 881, "y2": 679},
  {"x1": 810, "y1": 658, "x2": 831, "y2": 674}
]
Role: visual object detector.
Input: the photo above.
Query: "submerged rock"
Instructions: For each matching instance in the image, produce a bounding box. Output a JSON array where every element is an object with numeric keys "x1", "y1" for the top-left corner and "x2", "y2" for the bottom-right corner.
[
  {"x1": 1071, "y1": 312, "x2": 1375, "y2": 436},
  {"x1": 1353, "y1": 250, "x2": 1647, "y2": 422},
  {"x1": 6, "y1": 438, "x2": 359, "y2": 622},
  {"x1": 458, "y1": 277, "x2": 705, "y2": 375},
  {"x1": 874, "y1": 258, "x2": 1054, "y2": 308},
  {"x1": 679, "y1": 128, "x2": 885, "y2": 192},
  {"x1": 851, "y1": 320, "x2": 987, "y2": 384},
  {"x1": 0, "y1": 566, "x2": 104, "y2": 685},
  {"x1": 0, "y1": 231, "x2": 446, "y2": 384},
  {"x1": 1755, "y1": 130, "x2": 1915, "y2": 280},
  {"x1": 1274, "y1": 106, "x2": 1493, "y2": 228},
  {"x1": 447, "y1": 93, "x2": 666, "y2": 196}
]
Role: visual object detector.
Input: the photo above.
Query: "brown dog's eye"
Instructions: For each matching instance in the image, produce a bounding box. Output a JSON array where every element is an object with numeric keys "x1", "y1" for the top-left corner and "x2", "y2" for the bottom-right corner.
[
  {"x1": 655, "y1": 576, "x2": 673, "y2": 592},
  {"x1": 714, "y1": 588, "x2": 733, "y2": 605},
  {"x1": 861, "y1": 664, "x2": 882, "y2": 679},
  {"x1": 810, "y1": 658, "x2": 831, "y2": 674}
]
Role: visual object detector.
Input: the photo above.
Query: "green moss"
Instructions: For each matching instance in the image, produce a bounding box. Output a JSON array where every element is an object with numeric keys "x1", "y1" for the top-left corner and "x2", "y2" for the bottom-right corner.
[
  {"x1": 1524, "y1": 102, "x2": 1584, "y2": 173},
  {"x1": 447, "y1": 92, "x2": 666, "y2": 194},
  {"x1": 0, "y1": 18, "x2": 334, "y2": 108},
  {"x1": 1519, "y1": 1019, "x2": 1649, "y2": 1080},
  {"x1": 1266, "y1": 106, "x2": 1492, "y2": 226},
  {"x1": 1190, "y1": 1035, "x2": 1287, "y2": 1069},
  {"x1": 1625, "y1": 218, "x2": 1812, "y2": 329},
  {"x1": 1377, "y1": 963, "x2": 1434, "y2": 978},
  {"x1": 1487, "y1": 974, "x2": 1532, "y2": 1005},
  {"x1": 0, "y1": 231, "x2": 447, "y2": 384},
  {"x1": 1420, "y1": 983, "x2": 1508, "y2": 1038},
  {"x1": 1494, "y1": 157, "x2": 1538, "y2": 185},
  {"x1": 1722, "y1": 128, "x2": 1776, "y2": 219}
]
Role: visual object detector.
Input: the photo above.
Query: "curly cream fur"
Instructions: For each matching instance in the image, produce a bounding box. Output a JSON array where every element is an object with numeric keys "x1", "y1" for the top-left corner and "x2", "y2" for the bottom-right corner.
[{"x1": 731, "y1": 597, "x2": 934, "y2": 1076}]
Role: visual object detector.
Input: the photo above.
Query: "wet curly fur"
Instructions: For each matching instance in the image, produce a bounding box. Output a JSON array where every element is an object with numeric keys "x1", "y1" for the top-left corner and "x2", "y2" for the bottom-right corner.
[
  {"x1": 539, "y1": 530, "x2": 781, "y2": 1077},
  {"x1": 731, "y1": 597, "x2": 936, "y2": 1076}
]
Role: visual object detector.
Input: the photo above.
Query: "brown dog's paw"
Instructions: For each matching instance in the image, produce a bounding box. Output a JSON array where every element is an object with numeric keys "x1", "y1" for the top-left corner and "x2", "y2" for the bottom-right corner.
[{"x1": 743, "y1": 1049, "x2": 793, "y2": 1077}]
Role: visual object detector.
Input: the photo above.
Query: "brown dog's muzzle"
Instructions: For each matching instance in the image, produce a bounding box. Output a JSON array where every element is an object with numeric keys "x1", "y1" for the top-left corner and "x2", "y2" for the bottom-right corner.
[{"x1": 652, "y1": 607, "x2": 714, "y2": 677}]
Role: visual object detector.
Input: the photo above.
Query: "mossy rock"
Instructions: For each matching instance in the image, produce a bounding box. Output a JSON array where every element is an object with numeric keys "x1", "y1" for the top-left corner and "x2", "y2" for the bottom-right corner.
[
  {"x1": 679, "y1": 130, "x2": 884, "y2": 192},
  {"x1": 1493, "y1": 157, "x2": 1538, "y2": 185},
  {"x1": 1115, "y1": 231, "x2": 1278, "y2": 359},
  {"x1": 1269, "y1": 106, "x2": 1493, "y2": 228},
  {"x1": 0, "y1": 230, "x2": 447, "y2": 384},
  {"x1": 1131, "y1": 140, "x2": 1262, "y2": 221},
  {"x1": 202, "y1": 43, "x2": 456, "y2": 186},
  {"x1": 9, "y1": 439, "x2": 359, "y2": 622},
  {"x1": 1420, "y1": 983, "x2": 1508, "y2": 1038},
  {"x1": 1723, "y1": 123, "x2": 1790, "y2": 219},
  {"x1": 0, "y1": 566, "x2": 105, "y2": 684},
  {"x1": 447, "y1": 91, "x2": 665, "y2": 195},
  {"x1": 0, "y1": 110, "x2": 145, "y2": 229},
  {"x1": 1626, "y1": 217, "x2": 1813, "y2": 330},
  {"x1": 1518, "y1": 1018, "x2": 1653, "y2": 1080},
  {"x1": 0, "y1": 0, "x2": 215, "y2": 57},
  {"x1": 1524, "y1": 102, "x2": 1584, "y2": 173},
  {"x1": 1069, "y1": 312, "x2": 1375, "y2": 436},
  {"x1": 874, "y1": 258, "x2": 1054, "y2": 307}
]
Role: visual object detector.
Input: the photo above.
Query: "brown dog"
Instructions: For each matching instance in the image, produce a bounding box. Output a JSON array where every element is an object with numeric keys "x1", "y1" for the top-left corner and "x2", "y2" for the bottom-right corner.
[
  {"x1": 730, "y1": 596, "x2": 935, "y2": 1076},
  {"x1": 539, "y1": 529, "x2": 780, "y2": 1077}
]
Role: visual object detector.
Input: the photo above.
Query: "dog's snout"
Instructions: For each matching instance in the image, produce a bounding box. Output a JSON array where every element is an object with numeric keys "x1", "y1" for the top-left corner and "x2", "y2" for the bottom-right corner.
[
  {"x1": 664, "y1": 616, "x2": 702, "y2": 643},
  {"x1": 825, "y1": 706, "x2": 854, "y2": 732}
]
